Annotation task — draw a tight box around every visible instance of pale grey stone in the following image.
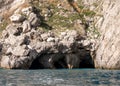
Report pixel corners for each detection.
[21,6,33,16]
[0,56,10,69]
[28,12,40,27]
[47,37,55,42]
[22,20,31,33]
[10,14,25,23]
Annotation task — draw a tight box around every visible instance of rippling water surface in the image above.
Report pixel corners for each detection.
[0,69,120,86]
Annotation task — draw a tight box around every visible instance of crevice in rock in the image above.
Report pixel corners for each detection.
[14,27,23,36]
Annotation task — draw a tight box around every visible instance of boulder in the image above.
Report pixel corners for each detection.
[11,45,29,56]
[21,6,33,16]
[0,56,10,69]
[47,37,55,42]
[5,24,22,36]
[28,12,40,27]
[10,14,25,23]
[9,56,32,69]
[41,32,54,41]
[4,35,17,45]
[9,49,38,69]
[22,20,31,33]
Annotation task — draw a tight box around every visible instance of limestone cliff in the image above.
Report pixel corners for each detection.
[0,0,120,69]
[82,0,120,69]
[0,0,94,69]
[93,0,120,69]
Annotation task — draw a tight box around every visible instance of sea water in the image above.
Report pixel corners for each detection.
[0,69,120,86]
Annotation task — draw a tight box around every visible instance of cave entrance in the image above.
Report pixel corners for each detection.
[29,51,94,69]
[79,52,95,68]
[29,57,44,69]
[29,53,67,69]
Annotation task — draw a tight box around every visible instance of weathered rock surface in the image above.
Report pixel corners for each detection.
[0,5,94,69]
[0,0,100,69]
[81,0,120,69]
[0,0,28,19]
[92,0,120,69]
[10,14,25,23]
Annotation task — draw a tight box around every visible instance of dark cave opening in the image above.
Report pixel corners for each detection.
[29,51,95,69]
[79,54,95,68]
[29,53,67,69]
[29,57,44,69]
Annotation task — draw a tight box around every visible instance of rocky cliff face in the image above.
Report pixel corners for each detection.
[93,0,120,69]
[0,0,120,69]
[0,0,94,69]
[66,0,120,69]
[83,0,120,69]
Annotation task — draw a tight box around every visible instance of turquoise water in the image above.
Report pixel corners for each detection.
[0,69,120,86]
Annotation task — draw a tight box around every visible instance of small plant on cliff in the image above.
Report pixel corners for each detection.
[0,20,8,36]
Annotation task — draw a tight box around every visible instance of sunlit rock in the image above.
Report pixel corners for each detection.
[10,14,25,23]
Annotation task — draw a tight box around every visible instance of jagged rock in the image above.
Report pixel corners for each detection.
[30,41,58,53]
[10,14,25,23]
[29,49,38,60]
[88,0,120,69]
[11,45,29,56]
[29,30,43,41]
[4,35,17,45]
[47,37,55,42]
[60,30,80,41]
[2,49,38,69]
[11,50,38,69]
[0,56,10,69]
[74,19,86,36]
[5,24,23,36]
[21,6,33,16]
[8,49,38,69]
[2,30,9,39]
[0,27,93,69]
[19,35,30,45]
[60,32,67,38]
[9,56,32,69]
[28,12,40,27]
[41,32,54,41]
[22,20,31,33]
[59,40,77,53]
[6,47,12,55]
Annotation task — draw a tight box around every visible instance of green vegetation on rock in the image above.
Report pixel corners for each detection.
[0,20,8,35]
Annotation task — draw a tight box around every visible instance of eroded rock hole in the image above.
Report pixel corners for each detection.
[29,51,94,69]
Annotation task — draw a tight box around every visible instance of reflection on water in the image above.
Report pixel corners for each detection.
[0,69,120,86]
